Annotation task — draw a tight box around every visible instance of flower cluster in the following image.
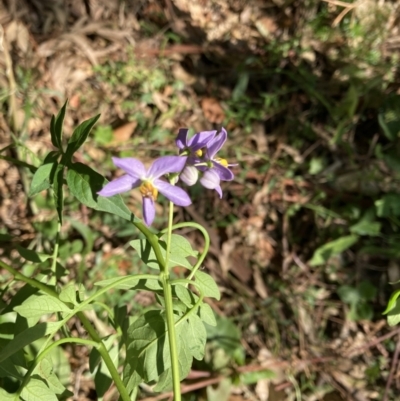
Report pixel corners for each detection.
[98,128,235,225]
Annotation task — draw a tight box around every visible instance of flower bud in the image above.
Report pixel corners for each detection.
[180,165,199,186]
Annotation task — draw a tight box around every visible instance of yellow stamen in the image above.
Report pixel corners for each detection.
[195,149,203,157]
[139,181,158,201]
[215,158,228,167]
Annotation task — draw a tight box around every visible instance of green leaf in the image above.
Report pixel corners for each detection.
[198,303,216,326]
[16,245,51,263]
[126,310,170,382]
[309,235,359,266]
[130,234,195,271]
[186,314,206,360]
[1,284,39,315]
[375,194,400,218]
[350,210,381,237]
[387,297,400,326]
[0,322,59,363]
[0,357,24,379]
[195,271,220,300]
[21,378,58,401]
[0,388,16,400]
[175,285,197,308]
[37,357,68,395]
[50,100,67,150]
[29,163,56,197]
[14,295,70,318]
[337,285,360,305]
[52,163,64,224]
[59,283,78,305]
[383,290,400,314]
[240,369,275,385]
[358,281,376,301]
[66,162,135,221]
[65,114,100,162]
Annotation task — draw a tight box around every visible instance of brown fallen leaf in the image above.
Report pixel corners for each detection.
[110,121,138,145]
[201,97,225,124]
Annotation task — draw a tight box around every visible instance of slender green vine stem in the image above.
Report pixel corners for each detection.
[161,200,181,401]
[161,222,210,279]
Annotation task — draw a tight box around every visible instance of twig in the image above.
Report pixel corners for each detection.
[382,334,400,401]
[348,326,400,357]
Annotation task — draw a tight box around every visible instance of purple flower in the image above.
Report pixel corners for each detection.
[176,128,216,157]
[199,128,235,198]
[97,156,191,226]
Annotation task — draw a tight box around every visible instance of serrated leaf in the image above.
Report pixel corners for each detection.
[186,314,206,360]
[198,303,216,326]
[52,163,64,223]
[50,100,67,150]
[16,245,51,263]
[66,162,135,221]
[14,295,70,318]
[65,114,100,162]
[195,271,220,300]
[29,163,56,197]
[309,235,359,266]
[0,322,59,363]
[21,378,58,401]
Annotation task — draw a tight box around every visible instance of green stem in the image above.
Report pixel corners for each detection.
[133,221,166,269]
[0,260,58,297]
[50,221,61,284]
[17,338,100,396]
[161,201,181,401]
[77,312,132,401]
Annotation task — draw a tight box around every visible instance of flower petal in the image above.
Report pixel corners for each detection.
[97,174,140,197]
[155,180,192,206]
[148,156,187,178]
[188,130,217,151]
[112,157,146,178]
[206,128,227,158]
[176,128,189,150]
[200,169,220,189]
[214,184,223,198]
[213,162,234,181]
[142,197,156,226]
[97,175,140,197]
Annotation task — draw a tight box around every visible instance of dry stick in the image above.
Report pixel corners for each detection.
[348,326,400,358]
[382,334,400,401]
